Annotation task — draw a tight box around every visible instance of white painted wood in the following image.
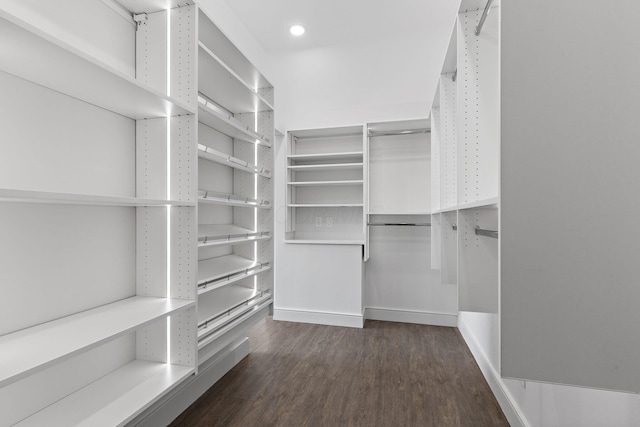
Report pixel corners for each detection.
[198,191,271,209]
[430,108,441,212]
[439,73,457,209]
[197,300,271,350]
[456,196,498,211]
[199,42,273,113]
[287,151,363,162]
[287,163,364,171]
[0,188,193,206]
[198,98,270,145]
[274,308,364,328]
[440,211,458,285]
[198,254,263,284]
[284,239,365,245]
[198,8,273,94]
[365,308,457,327]
[0,297,194,388]
[368,132,431,214]
[198,143,272,177]
[501,0,640,393]
[288,180,364,186]
[288,203,364,208]
[0,10,193,119]
[15,361,194,427]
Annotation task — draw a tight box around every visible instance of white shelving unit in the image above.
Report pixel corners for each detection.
[196,8,274,367]
[0,1,197,425]
[285,126,366,244]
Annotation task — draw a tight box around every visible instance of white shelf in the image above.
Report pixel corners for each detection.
[14,360,193,427]
[0,296,194,388]
[198,42,273,113]
[287,180,364,186]
[0,11,194,119]
[198,224,271,247]
[198,287,272,340]
[284,239,365,245]
[198,96,270,146]
[287,151,363,162]
[198,190,271,209]
[0,188,195,207]
[369,211,431,215]
[198,255,271,295]
[198,144,272,178]
[287,163,363,171]
[288,203,364,208]
[433,197,499,214]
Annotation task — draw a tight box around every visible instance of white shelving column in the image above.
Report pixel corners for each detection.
[0,1,197,425]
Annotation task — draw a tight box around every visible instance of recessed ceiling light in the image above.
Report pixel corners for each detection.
[290,25,305,36]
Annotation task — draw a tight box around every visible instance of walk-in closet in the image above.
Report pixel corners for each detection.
[2,0,640,425]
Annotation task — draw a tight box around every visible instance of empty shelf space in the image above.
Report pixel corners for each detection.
[0,188,195,207]
[284,239,365,245]
[287,180,364,186]
[198,255,271,294]
[198,190,271,209]
[456,197,500,211]
[14,360,193,427]
[198,96,270,146]
[0,296,194,388]
[198,42,273,113]
[198,224,271,247]
[287,163,363,171]
[197,144,272,178]
[0,11,194,119]
[287,151,363,162]
[197,287,272,340]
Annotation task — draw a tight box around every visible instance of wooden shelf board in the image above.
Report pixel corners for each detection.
[198,43,273,113]
[0,11,194,119]
[287,151,363,162]
[0,297,194,388]
[284,239,365,245]
[288,204,364,208]
[0,188,195,207]
[198,254,260,285]
[15,360,193,427]
[287,163,363,171]
[198,98,269,146]
[287,180,363,186]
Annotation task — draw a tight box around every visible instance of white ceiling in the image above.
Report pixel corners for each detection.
[220,0,461,53]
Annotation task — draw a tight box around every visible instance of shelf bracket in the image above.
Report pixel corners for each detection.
[133,13,148,30]
[475,225,498,239]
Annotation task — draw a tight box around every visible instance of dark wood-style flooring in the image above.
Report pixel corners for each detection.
[170,317,509,427]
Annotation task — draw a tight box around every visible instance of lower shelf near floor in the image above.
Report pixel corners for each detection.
[15,360,194,427]
[197,285,272,346]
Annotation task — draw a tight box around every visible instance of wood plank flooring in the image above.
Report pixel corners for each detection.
[170,317,509,427]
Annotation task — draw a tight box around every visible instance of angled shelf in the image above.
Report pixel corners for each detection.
[0,11,194,119]
[456,197,499,211]
[287,163,364,172]
[14,361,193,427]
[198,42,273,113]
[198,224,271,248]
[0,188,195,207]
[0,297,194,388]
[198,190,271,209]
[198,255,271,295]
[197,287,272,341]
[198,96,270,146]
[287,180,364,186]
[287,151,363,162]
[198,144,272,178]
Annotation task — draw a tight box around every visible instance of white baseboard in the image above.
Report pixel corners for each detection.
[274,307,364,328]
[457,317,529,427]
[365,307,458,327]
[132,338,250,426]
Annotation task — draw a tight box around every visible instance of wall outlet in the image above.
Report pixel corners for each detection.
[326,217,333,227]
[315,217,323,227]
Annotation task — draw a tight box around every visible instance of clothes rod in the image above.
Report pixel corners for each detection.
[368,129,431,138]
[368,222,431,227]
[475,0,494,36]
[293,132,362,141]
[475,225,498,239]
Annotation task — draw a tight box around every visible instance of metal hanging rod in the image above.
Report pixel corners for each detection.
[294,132,362,141]
[368,129,430,138]
[475,225,498,239]
[475,0,494,36]
[368,222,431,227]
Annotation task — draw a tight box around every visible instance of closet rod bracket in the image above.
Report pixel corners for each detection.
[475,0,494,36]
